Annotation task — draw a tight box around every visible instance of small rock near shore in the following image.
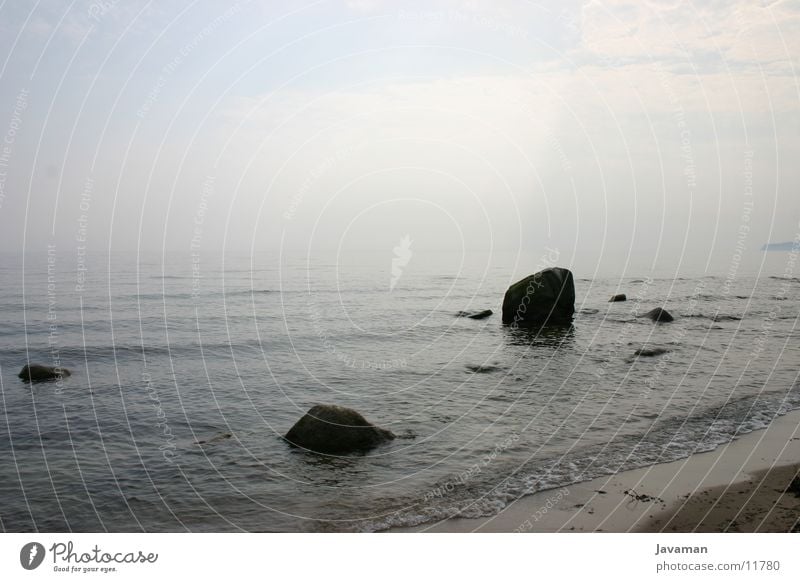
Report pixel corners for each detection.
[609,294,627,302]
[285,404,395,454]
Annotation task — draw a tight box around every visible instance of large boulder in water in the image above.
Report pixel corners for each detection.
[18,364,71,382]
[284,404,395,454]
[501,267,575,326]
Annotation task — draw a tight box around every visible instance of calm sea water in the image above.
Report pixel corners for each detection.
[0,249,798,532]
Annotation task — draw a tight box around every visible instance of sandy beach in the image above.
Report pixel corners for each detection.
[393,409,800,533]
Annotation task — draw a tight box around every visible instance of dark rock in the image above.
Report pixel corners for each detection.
[456,309,494,320]
[501,267,575,326]
[609,294,627,302]
[284,404,395,454]
[634,347,669,357]
[624,489,664,504]
[18,364,71,383]
[642,308,674,323]
[466,364,501,373]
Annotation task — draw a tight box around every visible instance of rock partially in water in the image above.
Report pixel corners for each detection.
[284,404,395,454]
[609,293,627,302]
[501,267,575,327]
[456,309,494,320]
[642,307,674,323]
[634,347,670,357]
[18,364,71,383]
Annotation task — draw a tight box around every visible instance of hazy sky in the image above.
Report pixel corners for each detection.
[0,0,798,273]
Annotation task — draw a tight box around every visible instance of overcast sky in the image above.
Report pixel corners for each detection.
[0,0,797,274]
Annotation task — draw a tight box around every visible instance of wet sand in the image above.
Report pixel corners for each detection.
[392,409,800,533]
[642,462,800,532]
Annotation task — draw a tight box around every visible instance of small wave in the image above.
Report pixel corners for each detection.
[363,386,800,532]
[125,289,277,301]
[133,293,194,301]
[222,289,277,298]
[1,339,274,362]
[434,275,464,281]
[601,316,643,324]
[685,314,742,322]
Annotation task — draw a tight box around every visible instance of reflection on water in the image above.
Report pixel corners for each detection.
[503,322,576,347]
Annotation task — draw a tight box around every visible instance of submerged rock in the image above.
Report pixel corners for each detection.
[284,404,395,454]
[455,309,494,320]
[18,364,71,383]
[642,308,674,323]
[634,347,670,357]
[609,294,627,302]
[466,364,501,373]
[501,267,575,326]
[712,314,741,322]
[196,432,233,446]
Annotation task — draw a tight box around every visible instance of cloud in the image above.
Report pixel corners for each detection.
[578,0,800,71]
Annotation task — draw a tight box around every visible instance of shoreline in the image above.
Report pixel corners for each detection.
[391,408,800,533]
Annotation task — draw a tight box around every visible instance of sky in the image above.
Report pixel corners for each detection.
[0,0,798,275]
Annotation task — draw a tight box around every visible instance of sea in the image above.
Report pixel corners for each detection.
[0,248,798,532]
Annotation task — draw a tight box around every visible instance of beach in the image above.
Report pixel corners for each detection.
[393,408,800,533]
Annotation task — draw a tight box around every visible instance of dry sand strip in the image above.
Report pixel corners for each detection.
[392,409,800,533]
